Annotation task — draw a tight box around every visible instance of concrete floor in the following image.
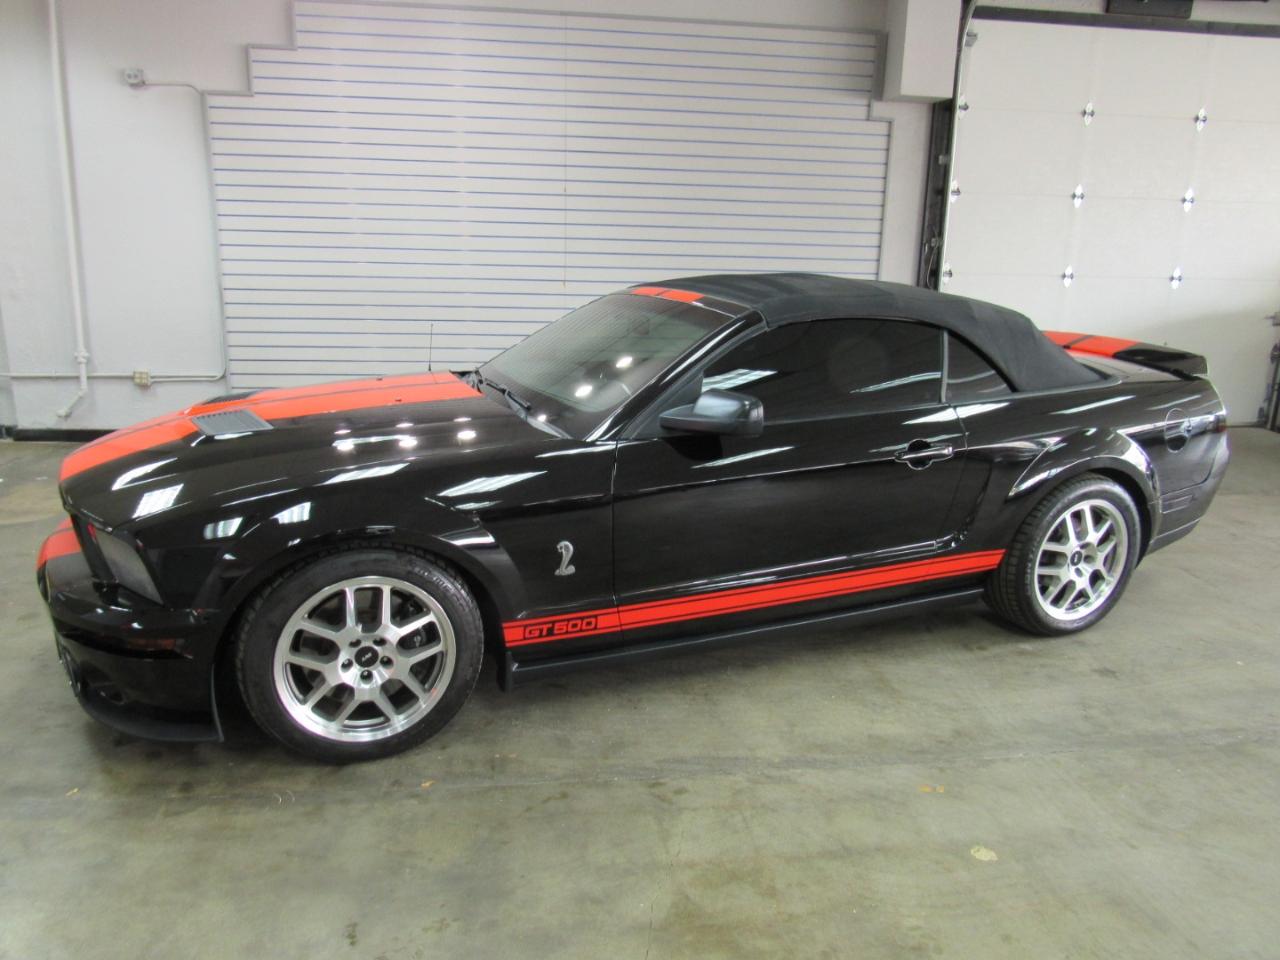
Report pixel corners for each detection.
[0,430,1277,960]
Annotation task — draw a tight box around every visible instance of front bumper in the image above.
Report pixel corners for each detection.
[39,543,224,742]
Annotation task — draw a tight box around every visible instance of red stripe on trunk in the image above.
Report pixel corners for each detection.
[1044,331,1140,357]
[1071,335,1140,357]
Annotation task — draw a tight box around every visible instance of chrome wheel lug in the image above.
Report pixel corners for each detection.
[360,669,372,681]
[342,659,353,670]
[373,637,386,647]
[380,656,392,667]
[349,639,360,648]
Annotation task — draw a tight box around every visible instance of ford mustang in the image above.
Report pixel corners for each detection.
[37,274,1230,761]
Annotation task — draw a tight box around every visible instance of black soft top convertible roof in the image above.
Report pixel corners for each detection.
[649,272,1097,392]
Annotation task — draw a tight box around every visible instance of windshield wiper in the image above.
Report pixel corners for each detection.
[472,371,529,412]
[471,370,568,438]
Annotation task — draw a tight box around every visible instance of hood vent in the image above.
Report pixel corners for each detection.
[192,409,273,437]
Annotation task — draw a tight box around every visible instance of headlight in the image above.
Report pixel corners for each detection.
[92,527,163,603]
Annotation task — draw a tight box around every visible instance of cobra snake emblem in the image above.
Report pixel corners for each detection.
[555,540,576,577]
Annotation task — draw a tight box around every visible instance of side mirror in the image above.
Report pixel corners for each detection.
[659,388,764,437]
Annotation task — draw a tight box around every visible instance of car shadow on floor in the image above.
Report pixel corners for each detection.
[79,602,1039,769]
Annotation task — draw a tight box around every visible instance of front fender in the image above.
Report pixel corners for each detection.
[189,488,527,625]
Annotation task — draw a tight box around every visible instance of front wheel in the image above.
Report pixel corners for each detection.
[236,549,483,762]
[986,474,1141,635]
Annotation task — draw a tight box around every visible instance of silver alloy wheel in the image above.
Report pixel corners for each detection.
[272,575,456,743]
[1033,498,1129,623]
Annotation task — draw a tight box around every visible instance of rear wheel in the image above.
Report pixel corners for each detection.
[236,549,483,762]
[986,474,1140,635]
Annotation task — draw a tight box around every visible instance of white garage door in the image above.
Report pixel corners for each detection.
[206,1,889,389]
[942,15,1280,422]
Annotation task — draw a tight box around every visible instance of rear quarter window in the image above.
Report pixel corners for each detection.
[946,334,1014,403]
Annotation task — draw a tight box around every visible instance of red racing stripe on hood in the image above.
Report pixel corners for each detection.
[60,372,479,481]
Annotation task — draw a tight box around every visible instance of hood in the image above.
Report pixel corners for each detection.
[60,372,554,529]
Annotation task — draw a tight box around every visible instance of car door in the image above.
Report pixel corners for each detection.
[611,317,973,645]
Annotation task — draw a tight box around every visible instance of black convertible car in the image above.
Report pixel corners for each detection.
[38,274,1229,761]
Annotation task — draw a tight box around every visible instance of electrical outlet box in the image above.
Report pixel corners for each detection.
[132,369,152,387]
[122,67,146,88]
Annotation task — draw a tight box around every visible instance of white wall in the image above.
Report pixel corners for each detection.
[0,0,938,430]
[0,0,294,431]
[15,1,1271,431]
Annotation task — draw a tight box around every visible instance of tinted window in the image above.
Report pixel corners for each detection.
[481,293,729,438]
[701,319,943,422]
[946,334,1013,403]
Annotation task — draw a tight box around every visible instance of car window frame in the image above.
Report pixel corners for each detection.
[942,331,1015,405]
[621,315,950,440]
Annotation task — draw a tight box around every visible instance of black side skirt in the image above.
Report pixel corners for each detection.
[502,586,985,688]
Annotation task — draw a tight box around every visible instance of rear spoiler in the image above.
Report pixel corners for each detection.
[1044,331,1208,379]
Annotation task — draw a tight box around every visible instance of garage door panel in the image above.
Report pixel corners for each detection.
[955,110,1085,197]
[947,274,1071,330]
[212,151,882,190]
[228,316,553,334]
[947,18,1280,422]
[1182,201,1280,279]
[1196,121,1280,202]
[1061,277,1175,336]
[210,109,885,151]
[1084,115,1197,199]
[247,77,873,116]
[299,2,876,58]
[1092,30,1211,117]
[294,28,863,81]
[208,107,559,139]
[212,1,887,386]
[215,206,882,235]
[1071,200,1182,278]
[946,196,1073,277]
[962,20,1095,113]
[1207,38,1280,123]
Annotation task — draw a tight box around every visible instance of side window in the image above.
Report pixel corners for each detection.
[701,318,943,422]
[946,334,1013,403]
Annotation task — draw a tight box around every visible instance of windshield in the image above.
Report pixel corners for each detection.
[478,293,733,438]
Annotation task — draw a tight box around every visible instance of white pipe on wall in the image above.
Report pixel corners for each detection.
[6,8,230,413]
[47,0,91,419]
[935,0,979,288]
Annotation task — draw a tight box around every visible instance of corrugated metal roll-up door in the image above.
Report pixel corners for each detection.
[206,1,889,389]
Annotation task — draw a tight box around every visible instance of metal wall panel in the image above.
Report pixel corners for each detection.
[944,19,1280,422]
[207,1,889,388]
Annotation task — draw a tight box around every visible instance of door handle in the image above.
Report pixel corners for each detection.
[894,441,954,468]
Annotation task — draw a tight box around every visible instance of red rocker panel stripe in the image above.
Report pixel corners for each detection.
[59,373,478,481]
[503,550,1005,647]
[37,519,79,569]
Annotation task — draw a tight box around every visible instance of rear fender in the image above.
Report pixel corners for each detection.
[1008,428,1158,551]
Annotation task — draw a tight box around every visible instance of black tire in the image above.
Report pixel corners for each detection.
[985,473,1141,636]
[235,548,483,762]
